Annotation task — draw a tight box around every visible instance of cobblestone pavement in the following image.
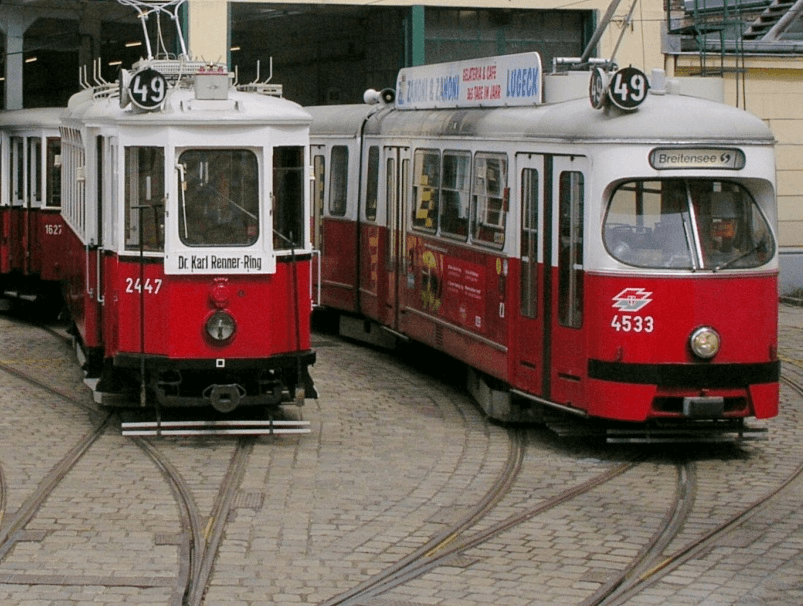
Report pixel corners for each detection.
[0,305,800,605]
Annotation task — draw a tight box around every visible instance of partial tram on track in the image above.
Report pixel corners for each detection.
[0,107,65,312]
[308,53,780,442]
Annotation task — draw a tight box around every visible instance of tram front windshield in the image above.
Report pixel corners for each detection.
[177,149,259,247]
[604,180,774,271]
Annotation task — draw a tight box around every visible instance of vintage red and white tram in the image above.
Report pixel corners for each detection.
[0,108,65,312]
[58,58,316,427]
[309,53,779,441]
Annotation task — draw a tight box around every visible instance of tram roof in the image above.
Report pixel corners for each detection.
[308,92,774,146]
[306,104,376,138]
[63,87,311,128]
[0,107,64,130]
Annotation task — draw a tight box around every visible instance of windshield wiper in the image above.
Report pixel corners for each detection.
[176,163,189,239]
[714,240,768,272]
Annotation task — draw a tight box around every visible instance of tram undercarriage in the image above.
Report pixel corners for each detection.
[469,368,769,444]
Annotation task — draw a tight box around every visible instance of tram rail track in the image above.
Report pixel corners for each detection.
[358,460,638,604]
[0,354,112,564]
[0,418,111,561]
[0,341,255,606]
[324,425,645,606]
[593,372,803,605]
[327,369,803,605]
[321,427,528,606]
[0,316,291,604]
[133,436,253,606]
[583,461,697,605]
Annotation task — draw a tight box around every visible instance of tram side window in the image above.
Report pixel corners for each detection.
[472,153,508,248]
[46,137,61,208]
[273,146,305,249]
[29,138,41,205]
[125,147,165,252]
[365,146,379,221]
[440,151,471,240]
[558,171,584,329]
[329,146,348,217]
[412,149,440,232]
[60,128,85,234]
[312,154,325,249]
[12,137,22,204]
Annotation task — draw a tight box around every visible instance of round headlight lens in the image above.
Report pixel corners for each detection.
[206,311,236,342]
[690,326,720,359]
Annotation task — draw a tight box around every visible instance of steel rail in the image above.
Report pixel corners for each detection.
[185,437,254,606]
[132,437,205,606]
[321,427,528,606]
[0,417,110,561]
[347,459,638,604]
[0,323,113,558]
[600,374,803,605]
[582,461,698,606]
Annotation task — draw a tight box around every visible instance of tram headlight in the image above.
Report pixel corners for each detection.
[206,311,236,342]
[690,326,720,359]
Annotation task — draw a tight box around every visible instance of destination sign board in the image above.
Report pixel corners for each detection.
[396,53,543,110]
[164,250,275,275]
[649,148,746,170]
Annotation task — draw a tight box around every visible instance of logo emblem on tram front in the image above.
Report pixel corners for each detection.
[612,288,653,312]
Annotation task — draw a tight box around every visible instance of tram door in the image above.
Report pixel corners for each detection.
[515,154,587,407]
[9,137,24,272]
[549,155,587,407]
[382,146,410,331]
[514,154,545,393]
[310,146,325,302]
[25,136,42,275]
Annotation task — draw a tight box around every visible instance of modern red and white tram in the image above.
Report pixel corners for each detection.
[0,108,65,312]
[59,59,316,419]
[309,53,779,441]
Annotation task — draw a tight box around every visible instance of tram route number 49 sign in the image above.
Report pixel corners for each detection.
[590,66,649,111]
[129,68,167,110]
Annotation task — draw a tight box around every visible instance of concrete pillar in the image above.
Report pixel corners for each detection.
[187,0,229,65]
[78,6,102,78]
[405,6,426,67]
[0,12,37,110]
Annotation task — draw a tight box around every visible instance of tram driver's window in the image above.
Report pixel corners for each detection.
[412,149,440,232]
[125,146,165,252]
[177,149,259,247]
[273,146,305,249]
[472,153,508,248]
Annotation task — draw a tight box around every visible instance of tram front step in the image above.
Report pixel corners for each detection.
[121,419,311,437]
[545,417,768,444]
[605,422,768,444]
